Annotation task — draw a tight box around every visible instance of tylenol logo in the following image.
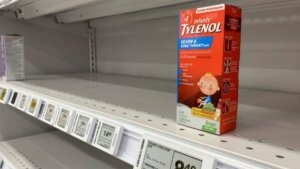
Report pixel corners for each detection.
[181,11,193,24]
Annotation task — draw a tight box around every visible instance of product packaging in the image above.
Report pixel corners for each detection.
[1,34,25,81]
[177,4,241,135]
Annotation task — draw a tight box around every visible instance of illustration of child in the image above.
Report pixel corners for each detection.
[197,73,220,108]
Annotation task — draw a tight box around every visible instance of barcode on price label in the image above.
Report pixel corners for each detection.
[141,141,202,169]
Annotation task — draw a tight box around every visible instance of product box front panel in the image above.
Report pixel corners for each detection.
[177,4,241,135]
[1,35,25,81]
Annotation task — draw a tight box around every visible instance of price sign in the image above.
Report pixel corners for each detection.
[0,87,11,104]
[74,115,89,137]
[71,112,97,142]
[97,123,115,149]
[57,108,71,128]
[44,104,56,122]
[17,94,28,110]
[41,103,58,125]
[54,107,75,133]
[0,88,6,101]
[8,91,18,106]
[26,97,42,117]
[135,137,215,169]
[171,152,202,169]
[141,141,202,169]
[92,121,123,155]
[28,98,37,113]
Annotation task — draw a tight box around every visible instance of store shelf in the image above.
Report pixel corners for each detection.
[0,131,132,169]
[0,73,299,169]
[0,0,19,9]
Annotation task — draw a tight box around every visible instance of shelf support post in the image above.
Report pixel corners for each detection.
[88,27,97,73]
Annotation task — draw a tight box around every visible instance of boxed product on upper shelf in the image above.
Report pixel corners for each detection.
[177,4,242,135]
[0,0,299,169]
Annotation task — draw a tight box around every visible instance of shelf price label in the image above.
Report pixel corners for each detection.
[8,91,19,107]
[41,103,59,125]
[98,123,115,149]
[135,137,215,169]
[26,96,43,117]
[74,115,90,137]
[92,121,123,155]
[17,94,28,111]
[143,141,202,169]
[54,107,76,133]
[0,87,11,104]
[70,112,97,142]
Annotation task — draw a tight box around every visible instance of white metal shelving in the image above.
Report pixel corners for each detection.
[0,73,299,169]
[0,131,132,169]
[0,0,299,169]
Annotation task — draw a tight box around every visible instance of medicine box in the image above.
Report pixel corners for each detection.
[177,4,241,135]
[1,35,25,81]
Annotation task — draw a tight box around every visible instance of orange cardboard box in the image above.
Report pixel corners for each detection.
[177,4,242,135]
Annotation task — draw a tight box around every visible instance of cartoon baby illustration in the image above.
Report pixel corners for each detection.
[197,73,220,107]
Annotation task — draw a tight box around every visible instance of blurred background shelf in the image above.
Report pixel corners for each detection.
[0,0,299,168]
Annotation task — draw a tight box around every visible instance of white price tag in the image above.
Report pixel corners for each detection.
[142,141,202,169]
[17,93,28,111]
[8,91,19,107]
[171,152,202,169]
[92,121,123,155]
[54,107,76,133]
[98,123,115,149]
[0,87,11,104]
[25,96,42,117]
[70,112,97,142]
[135,137,215,169]
[41,102,58,125]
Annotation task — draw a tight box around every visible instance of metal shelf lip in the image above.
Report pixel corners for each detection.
[0,73,299,169]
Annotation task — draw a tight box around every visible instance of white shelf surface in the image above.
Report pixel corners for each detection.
[1,73,299,169]
[0,131,132,169]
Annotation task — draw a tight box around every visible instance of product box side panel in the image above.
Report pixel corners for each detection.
[220,5,242,134]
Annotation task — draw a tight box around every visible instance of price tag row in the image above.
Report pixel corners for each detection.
[0,86,123,155]
[135,136,216,169]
